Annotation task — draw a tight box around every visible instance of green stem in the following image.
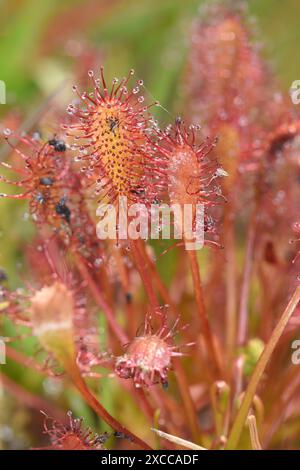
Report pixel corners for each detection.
[226,284,300,449]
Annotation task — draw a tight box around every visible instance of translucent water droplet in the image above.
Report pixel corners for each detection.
[88,70,94,77]
[293,222,300,232]
[274,92,283,104]
[67,104,75,115]
[43,377,63,397]
[239,116,248,127]
[94,258,103,268]
[234,96,243,107]
[3,128,11,137]
[215,168,229,177]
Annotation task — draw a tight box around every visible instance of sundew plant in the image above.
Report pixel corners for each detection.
[0,0,300,451]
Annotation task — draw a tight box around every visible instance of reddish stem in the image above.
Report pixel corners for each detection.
[74,252,128,345]
[138,240,174,307]
[173,357,201,442]
[130,239,201,441]
[237,209,257,346]
[130,240,158,311]
[5,345,50,376]
[0,372,66,422]
[67,360,152,450]
[223,211,238,364]
[186,248,222,378]
[111,242,136,337]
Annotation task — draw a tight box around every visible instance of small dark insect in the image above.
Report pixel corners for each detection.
[96,432,110,445]
[113,431,124,439]
[162,380,169,390]
[35,192,45,204]
[0,268,7,283]
[125,292,133,304]
[107,117,119,136]
[130,188,145,196]
[55,198,71,223]
[48,139,66,152]
[113,431,133,442]
[39,177,54,186]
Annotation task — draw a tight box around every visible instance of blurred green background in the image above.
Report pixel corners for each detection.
[1,0,300,285]
[0,0,300,448]
[1,0,300,117]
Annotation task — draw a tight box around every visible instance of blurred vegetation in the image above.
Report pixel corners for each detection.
[0,0,299,282]
[0,0,300,448]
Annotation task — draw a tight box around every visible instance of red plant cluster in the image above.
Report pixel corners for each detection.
[66,68,163,206]
[0,1,300,451]
[40,411,108,450]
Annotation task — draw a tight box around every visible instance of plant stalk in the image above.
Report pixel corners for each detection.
[130,239,202,441]
[226,284,300,449]
[67,360,152,450]
[186,248,222,378]
[74,252,128,345]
